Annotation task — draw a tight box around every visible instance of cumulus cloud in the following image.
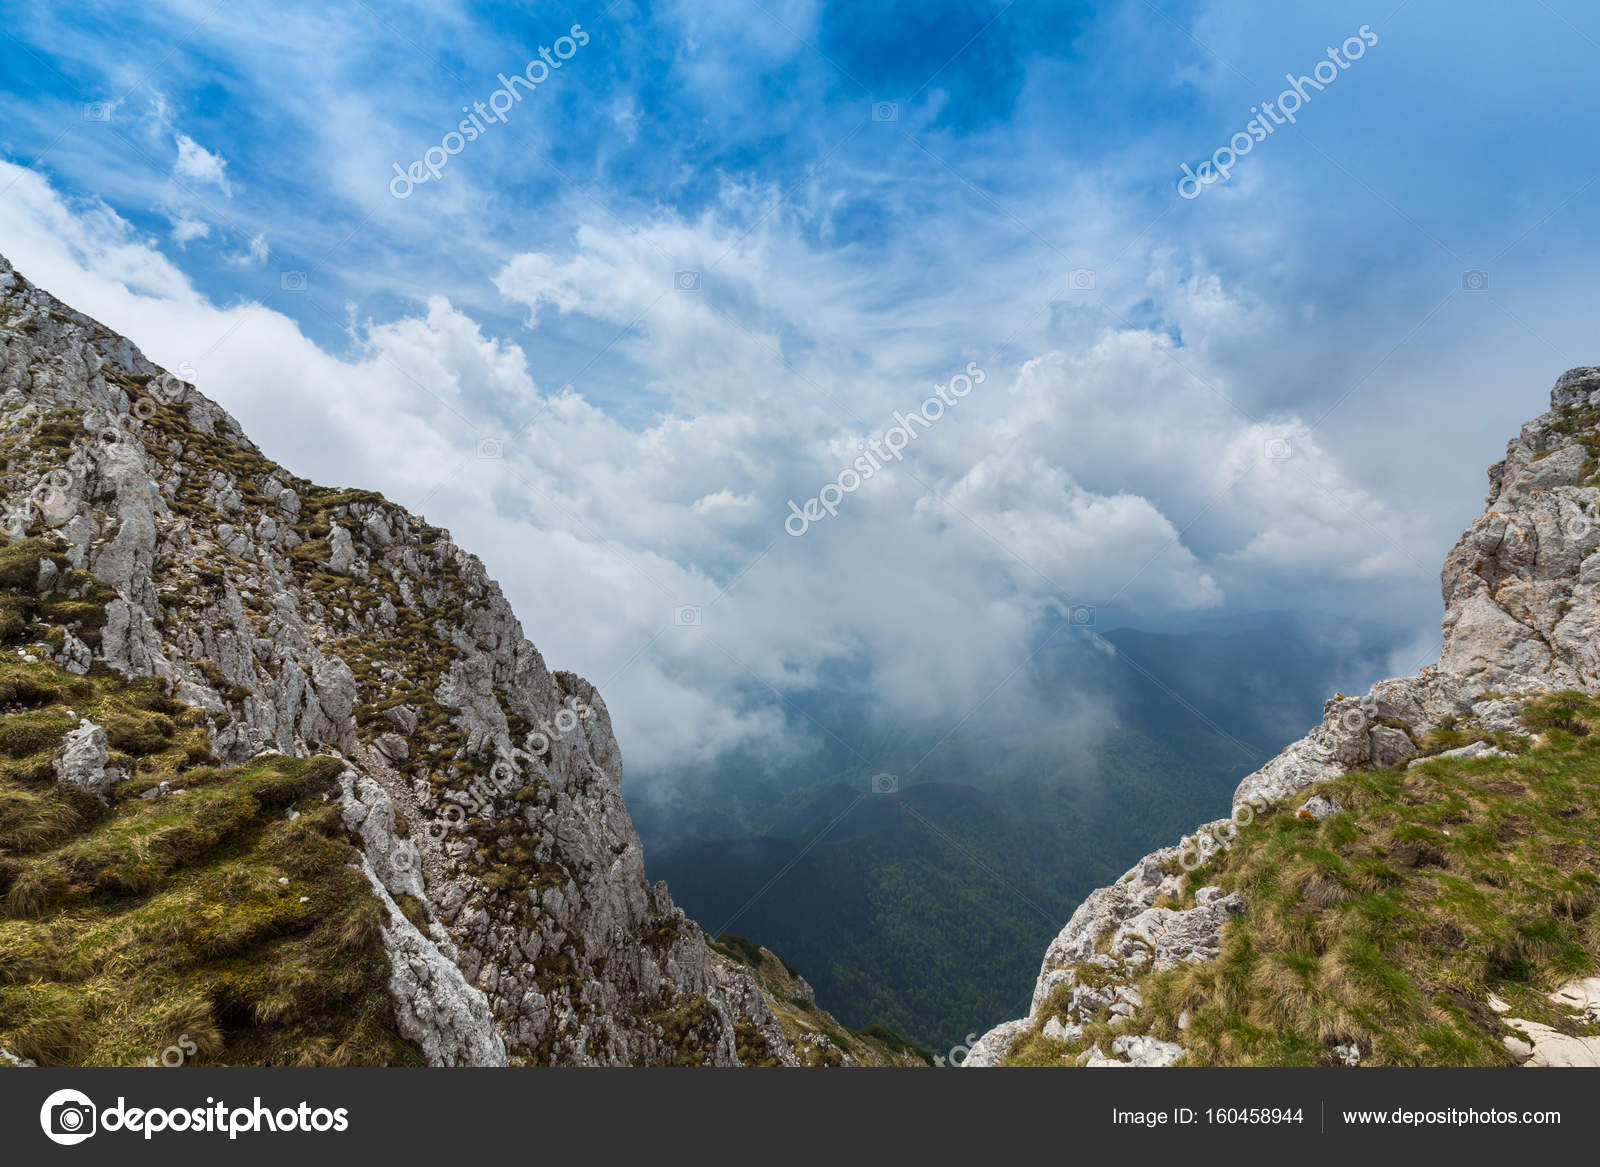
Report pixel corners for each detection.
[0,160,1423,776]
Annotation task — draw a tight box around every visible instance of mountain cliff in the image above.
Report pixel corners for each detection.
[0,255,920,1067]
[966,369,1600,1067]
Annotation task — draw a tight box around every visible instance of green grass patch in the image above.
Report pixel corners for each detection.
[1005,690,1600,1066]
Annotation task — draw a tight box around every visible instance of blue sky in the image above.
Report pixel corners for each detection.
[2,0,1598,774]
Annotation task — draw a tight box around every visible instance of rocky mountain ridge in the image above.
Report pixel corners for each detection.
[967,367,1600,1067]
[0,255,917,1066]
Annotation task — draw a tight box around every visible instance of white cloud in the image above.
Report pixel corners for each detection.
[173,133,232,197]
[168,214,210,247]
[225,232,269,267]
[0,160,1426,775]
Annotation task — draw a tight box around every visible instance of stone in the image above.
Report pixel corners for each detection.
[1041,1016,1080,1043]
[962,1019,1030,1068]
[53,720,117,796]
[385,703,420,734]
[355,851,508,1067]
[1370,725,1417,767]
[374,732,410,762]
[1549,976,1600,1021]
[54,629,93,675]
[1297,795,1340,820]
[1408,740,1509,767]
[1502,1034,1533,1061]
[1110,1035,1183,1066]
[1502,1018,1600,1067]
[327,523,356,574]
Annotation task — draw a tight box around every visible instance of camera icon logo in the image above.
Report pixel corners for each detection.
[1068,603,1096,627]
[476,436,504,460]
[83,101,112,123]
[1462,269,1489,291]
[280,270,308,292]
[674,270,701,291]
[870,772,898,794]
[1068,268,1096,291]
[871,102,899,122]
[40,1088,97,1145]
[674,604,701,627]
[1263,437,1292,461]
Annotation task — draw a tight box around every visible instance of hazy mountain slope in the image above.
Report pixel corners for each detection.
[968,367,1600,1067]
[0,255,918,1067]
[645,615,1399,1049]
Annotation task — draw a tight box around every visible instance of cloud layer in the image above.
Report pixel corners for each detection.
[3,0,1598,777]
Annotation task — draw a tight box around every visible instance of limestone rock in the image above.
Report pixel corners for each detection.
[1107,888,1243,971]
[1297,795,1340,820]
[1110,1034,1183,1066]
[0,253,813,1068]
[327,523,356,574]
[356,853,508,1067]
[53,720,117,795]
[962,1019,1031,1068]
[374,732,410,762]
[1041,1016,1081,1044]
[1407,740,1508,767]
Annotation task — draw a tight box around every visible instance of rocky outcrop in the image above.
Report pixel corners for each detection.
[0,254,827,1065]
[1497,978,1600,1067]
[969,367,1600,1066]
[52,719,116,795]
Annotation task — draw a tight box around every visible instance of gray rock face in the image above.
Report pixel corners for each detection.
[0,253,796,1066]
[341,763,507,1067]
[1408,740,1507,767]
[1108,887,1244,971]
[53,720,117,795]
[962,1019,1031,1068]
[1098,1035,1183,1067]
[1438,370,1600,691]
[355,850,509,1068]
[373,731,410,762]
[969,366,1600,1067]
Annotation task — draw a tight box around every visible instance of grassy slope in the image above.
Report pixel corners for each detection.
[1006,691,1600,1066]
[707,934,932,1066]
[0,535,421,1066]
